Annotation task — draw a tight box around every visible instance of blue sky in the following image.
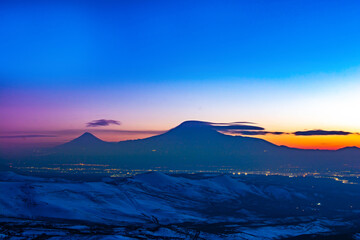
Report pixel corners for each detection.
[1,0,360,86]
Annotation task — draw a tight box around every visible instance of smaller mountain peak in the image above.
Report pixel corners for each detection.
[54,131,107,149]
[80,132,96,138]
[70,132,104,144]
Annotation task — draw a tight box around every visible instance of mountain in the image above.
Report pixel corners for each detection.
[66,132,105,145]
[54,132,114,154]
[40,121,360,170]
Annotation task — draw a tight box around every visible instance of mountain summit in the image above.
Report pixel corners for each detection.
[158,120,222,140]
[68,132,104,145]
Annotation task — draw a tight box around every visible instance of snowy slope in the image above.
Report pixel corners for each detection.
[0,171,308,224]
[1,171,359,239]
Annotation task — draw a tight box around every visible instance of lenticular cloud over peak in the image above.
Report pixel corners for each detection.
[86,119,121,127]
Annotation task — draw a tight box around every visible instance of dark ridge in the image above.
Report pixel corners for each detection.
[336,146,360,151]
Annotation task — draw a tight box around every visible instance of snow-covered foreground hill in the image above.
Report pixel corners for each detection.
[1,171,360,239]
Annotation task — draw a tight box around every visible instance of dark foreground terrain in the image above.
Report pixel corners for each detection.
[1,171,360,239]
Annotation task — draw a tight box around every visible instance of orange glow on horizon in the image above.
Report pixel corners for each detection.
[221,131,360,150]
[259,134,360,150]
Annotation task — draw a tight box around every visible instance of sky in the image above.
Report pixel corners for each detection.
[1,0,360,150]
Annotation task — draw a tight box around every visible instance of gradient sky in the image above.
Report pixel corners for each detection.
[1,0,360,150]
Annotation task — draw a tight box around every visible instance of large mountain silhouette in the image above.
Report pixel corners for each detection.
[47,121,360,170]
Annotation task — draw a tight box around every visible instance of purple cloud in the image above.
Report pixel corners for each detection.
[232,131,286,136]
[209,122,264,131]
[0,134,57,138]
[293,130,354,136]
[86,119,121,127]
[231,121,257,125]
